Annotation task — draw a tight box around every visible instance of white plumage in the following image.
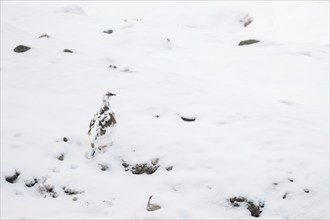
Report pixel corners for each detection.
[87,92,117,158]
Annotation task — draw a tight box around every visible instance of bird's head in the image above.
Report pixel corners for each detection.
[102,92,116,107]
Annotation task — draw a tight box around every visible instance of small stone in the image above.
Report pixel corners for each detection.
[38,34,50,38]
[288,178,294,182]
[238,39,260,46]
[14,45,31,53]
[99,163,109,171]
[72,197,78,201]
[63,187,83,195]
[155,115,160,118]
[166,166,173,171]
[63,49,73,53]
[57,154,64,161]
[181,116,196,122]
[304,189,310,193]
[229,197,246,203]
[25,179,38,187]
[63,137,68,142]
[151,158,159,166]
[109,65,117,69]
[103,29,113,34]
[5,171,20,183]
[122,161,129,168]
[282,193,288,199]
[229,196,264,218]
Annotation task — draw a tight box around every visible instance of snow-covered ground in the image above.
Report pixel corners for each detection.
[1,1,329,219]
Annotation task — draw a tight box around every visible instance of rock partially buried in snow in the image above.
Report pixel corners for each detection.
[62,186,84,195]
[57,153,64,161]
[13,45,31,53]
[109,65,117,70]
[25,178,38,187]
[38,182,58,198]
[181,116,196,122]
[132,163,159,175]
[98,163,109,171]
[238,39,260,46]
[63,49,73,53]
[122,160,160,175]
[103,29,113,34]
[38,34,50,38]
[229,196,264,218]
[5,170,20,183]
[165,166,173,171]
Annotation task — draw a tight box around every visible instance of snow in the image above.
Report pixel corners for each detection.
[1,1,329,219]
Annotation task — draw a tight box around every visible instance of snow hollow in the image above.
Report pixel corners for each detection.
[1,1,329,219]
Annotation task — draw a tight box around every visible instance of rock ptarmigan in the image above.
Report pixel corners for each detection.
[87,92,117,158]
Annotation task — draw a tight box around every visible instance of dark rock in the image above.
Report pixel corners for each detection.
[103,29,113,34]
[131,163,148,175]
[122,161,129,168]
[99,163,109,171]
[229,196,264,218]
[165,166,173,171]
[38,184,58,198]
[63,49,73,53]
[5,171,20,183]
[288,178,294,182]
[57,153,64,161]
[181,116,196,122]
[25,178,38,187]
[238,39,260,46]
[109,65,117,69]
[38,34,50,38]
[229,196,247,203]
[155,115,160,118]
[247,201,262,218]
[123,162,159,175]
[304,189,310,193]
[63,137,68,142]
[282,193,288,199]
[63,187,83,195]
[14,45,31,53]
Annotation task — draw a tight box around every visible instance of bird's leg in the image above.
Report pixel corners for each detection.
[90,143,96,158]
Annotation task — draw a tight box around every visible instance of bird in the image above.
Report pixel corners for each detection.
[87,92,117,158]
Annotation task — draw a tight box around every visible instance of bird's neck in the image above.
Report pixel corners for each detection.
[102,98,111,107]
[101,105,110,112]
